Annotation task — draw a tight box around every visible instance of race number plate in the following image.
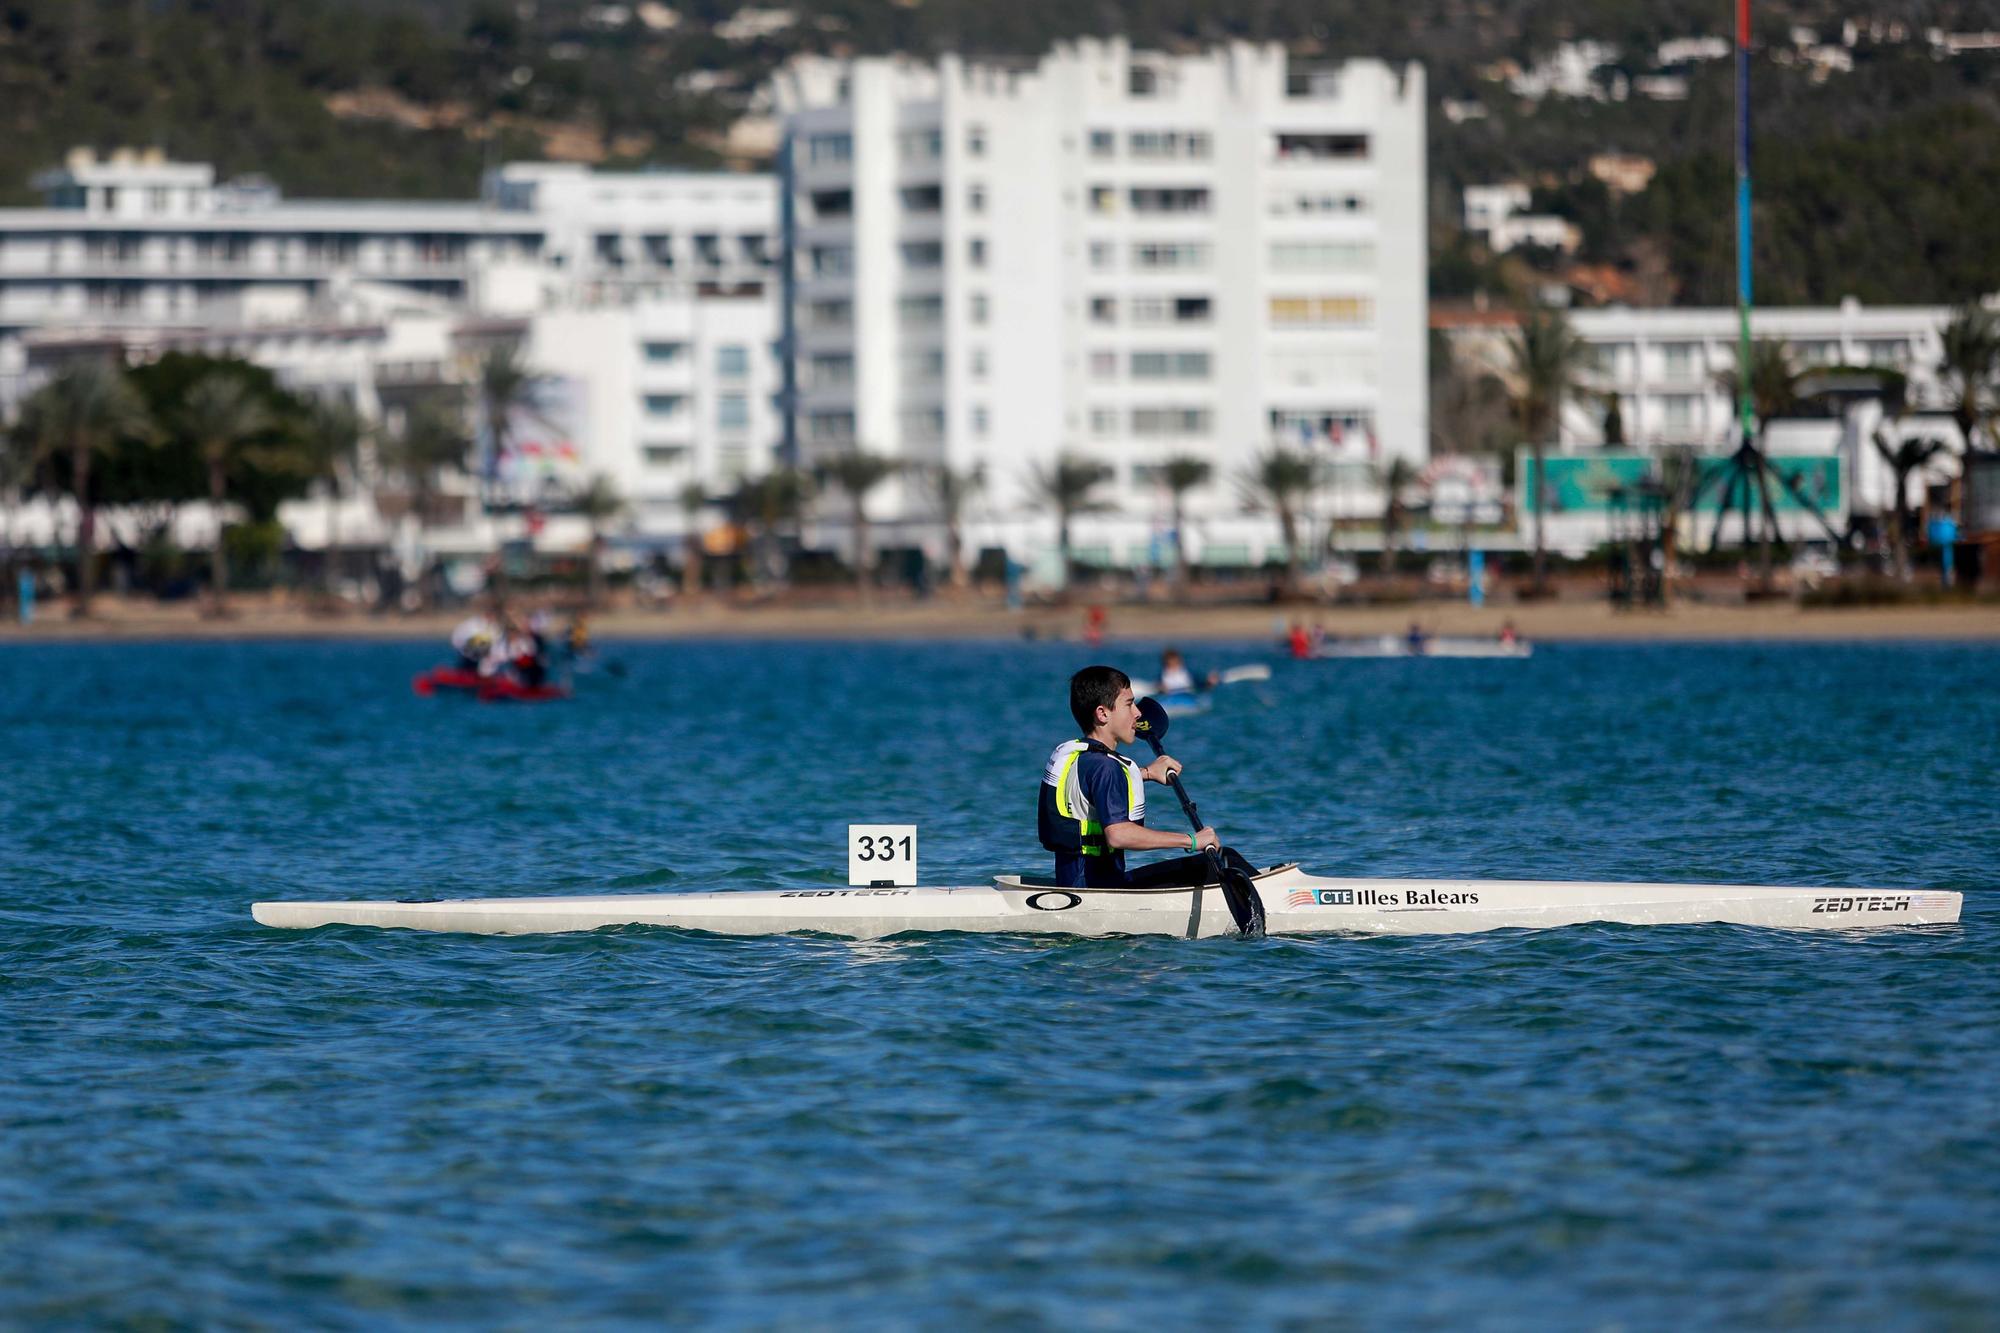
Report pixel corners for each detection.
[848,824,917,886]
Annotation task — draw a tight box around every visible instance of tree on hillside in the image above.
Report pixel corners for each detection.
[816,448,900,601]
[1159,455,1211,600]
[12,359,155,617]
[177,373,280,615]
[1028,456,1112,589]
[1506,309,1589,593]
[1238,447,1318,594]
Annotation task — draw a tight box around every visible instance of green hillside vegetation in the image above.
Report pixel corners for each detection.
[3,0,2000,303]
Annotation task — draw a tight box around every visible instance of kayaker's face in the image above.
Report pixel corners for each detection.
[1098,687,1139,746]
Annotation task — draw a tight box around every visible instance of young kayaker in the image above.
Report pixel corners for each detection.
[1039,664,1259,890]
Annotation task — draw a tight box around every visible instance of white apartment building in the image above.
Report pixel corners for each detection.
[774,39,1428,573]
[0,150,785,554]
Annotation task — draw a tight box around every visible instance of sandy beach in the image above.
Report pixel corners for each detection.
[4,591,1996,644]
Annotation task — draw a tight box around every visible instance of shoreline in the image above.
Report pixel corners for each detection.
[2,595,1996,645]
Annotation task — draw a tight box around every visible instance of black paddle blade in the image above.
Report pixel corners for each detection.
[1135,695,1170,748]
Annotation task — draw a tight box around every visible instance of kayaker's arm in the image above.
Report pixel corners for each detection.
[1139,754,1183,784]
[1105,819,1219,853]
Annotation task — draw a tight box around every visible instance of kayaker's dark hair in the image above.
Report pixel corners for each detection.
[1069,665,1131,731]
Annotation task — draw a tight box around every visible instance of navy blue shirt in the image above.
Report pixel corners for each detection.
[1053,750,1144,888]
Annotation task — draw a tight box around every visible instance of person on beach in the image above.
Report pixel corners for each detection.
[1039,665,1259,890]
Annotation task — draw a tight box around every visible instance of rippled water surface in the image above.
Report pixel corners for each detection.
[3,638,1997,1326]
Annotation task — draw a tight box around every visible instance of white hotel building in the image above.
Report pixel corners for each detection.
[0,149,783,552]
[774,40,1428,570]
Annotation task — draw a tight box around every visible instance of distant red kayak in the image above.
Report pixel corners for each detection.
[413,667,568,702]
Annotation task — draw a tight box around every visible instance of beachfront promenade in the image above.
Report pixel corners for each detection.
[6,591,1996,644]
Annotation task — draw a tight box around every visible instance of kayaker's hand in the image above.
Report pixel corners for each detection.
[1143,755,1183,784]
[1195,826,1220,853]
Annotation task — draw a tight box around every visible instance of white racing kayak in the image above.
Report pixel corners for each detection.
[252,863,1962,939]
[1313,635,1531,659]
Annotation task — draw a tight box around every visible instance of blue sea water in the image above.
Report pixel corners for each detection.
[1,638,1996,1327]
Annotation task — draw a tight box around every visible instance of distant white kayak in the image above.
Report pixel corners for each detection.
[252,864,1961,939]
[1313,636,1531,659]
[1127,663,1272,695]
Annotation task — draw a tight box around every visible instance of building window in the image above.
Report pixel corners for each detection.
[643,394,685,415]
[972,405,989,435]
[967,124,986,157]
[898,294,944,327]
[970,293,989,324]
[1269,240,1375,272]
[1130,350,1210,380]
[1090,407,1119,437]
[717,345,750,378]
[1090,350,1119,381]
[1089,184,1117,214]
[810,188,852,219]
[1129,187,1209,214]
[717,393,750,430]
[1089,241,1117,270]
[808,410,855,442]
[900,240,944,270]
[1662,395,1697,430]
[643,445,688,467]
[808,298,852,329]
[1267,295,1373,328]
[1131,407,1211,436]
[1088,129,1116,158]
[809,354,854,388]
[1089,296,1118,325]
[807,133,853,165]
[900,349,946,382]
[899,184,942,214]
[1132,242,1209,270]
[968,237,986,267]
[1274,132,1369,160]
[810,245,852,277]
[897,127,943,161]
[971,348,988,378]
[968,184,986,214]
[1662,343,1699,379]
[643,341,685,362]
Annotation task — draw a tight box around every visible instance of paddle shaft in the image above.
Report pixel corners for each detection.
[1141,740,1267,936]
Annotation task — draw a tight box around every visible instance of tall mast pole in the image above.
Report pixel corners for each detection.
[1734,0,1755,445]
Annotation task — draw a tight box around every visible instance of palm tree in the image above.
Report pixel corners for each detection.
[378,397,470,606]
[677,481,708,596]
[1239,447,1318,593]
[12,359,155,617]
[1506,309,1589,594]
[1159,455,1211,599]
[730,467,812,587]
[1028,456,1113,588]
[475,344,534,502]
[297,396,365,604]
[1714,341,1806,582]
[1937,304,2000,458]
[177,373,278,616]
[1651,445,1703,600]
[923,461,984,593]
[817,448,900,600]
[1380,456,1416,575]
[571,473,625,607]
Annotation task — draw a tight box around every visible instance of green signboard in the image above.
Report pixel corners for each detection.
[1515,451,1843,517]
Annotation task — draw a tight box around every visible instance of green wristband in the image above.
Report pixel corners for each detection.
[1189,833,1198,853]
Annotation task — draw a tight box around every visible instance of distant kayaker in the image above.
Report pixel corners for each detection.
[450,612,497,673]
[1039,665,1259,890]
[1157,648,1217,696]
